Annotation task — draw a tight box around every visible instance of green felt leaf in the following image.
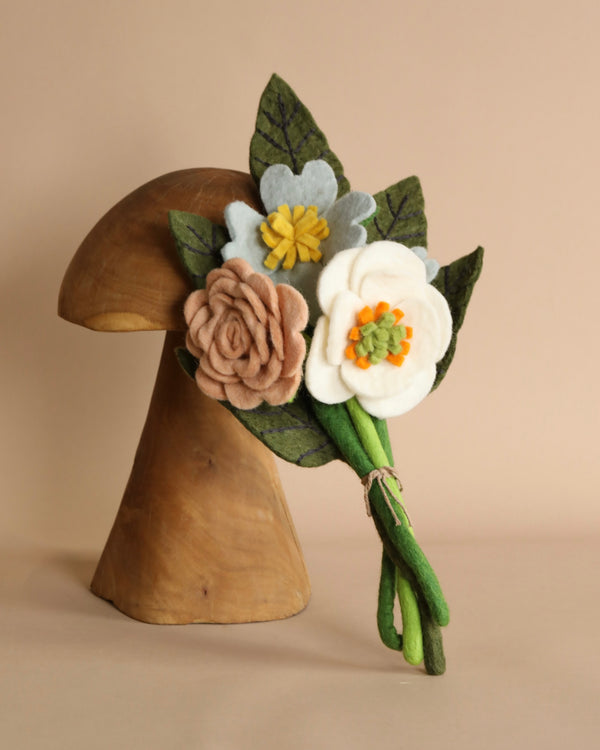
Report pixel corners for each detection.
[250,74,350,199]
[365,176,427,248]
[175,347,199,380]
[168,210,229,289]
[431,246,484,390]
[223,388,341,468]
[175,346,340,467]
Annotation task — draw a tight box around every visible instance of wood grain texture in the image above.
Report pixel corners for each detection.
[58,168,261,331]
[59,168,311,623]
[91,331,311,623]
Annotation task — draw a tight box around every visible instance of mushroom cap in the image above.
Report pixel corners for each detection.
[58,168,261,332]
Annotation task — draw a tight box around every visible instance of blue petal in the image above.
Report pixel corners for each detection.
[259,160,339,214]
[411,246,440,283]
[222,201,271,271]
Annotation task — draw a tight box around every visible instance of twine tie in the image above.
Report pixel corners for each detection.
[361,466,411,527]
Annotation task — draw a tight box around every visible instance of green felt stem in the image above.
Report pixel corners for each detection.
[311,400,450,628]
[370,510,445,674]
[418,596,446,676]
[346,397,411,528]
[346,398,423,665]
[396,570,424,665]
[377,549,402,651]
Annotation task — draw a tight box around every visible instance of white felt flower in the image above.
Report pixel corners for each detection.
[221,160,376,321]
[305,241,452,418]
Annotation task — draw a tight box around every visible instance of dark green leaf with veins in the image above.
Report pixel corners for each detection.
[176,351,341,469]
[431,246,484,390]
[169,210,229,289]
[250,74,350,199]
[366,176,427,248]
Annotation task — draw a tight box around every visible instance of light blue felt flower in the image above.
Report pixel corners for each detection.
[411,246,440,283]
[222,160,376,321]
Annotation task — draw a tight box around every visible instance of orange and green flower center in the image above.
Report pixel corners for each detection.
[260,204,330,270]
[345,302,412,370]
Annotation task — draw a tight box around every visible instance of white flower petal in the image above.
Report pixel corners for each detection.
[356,364,437,418]
[327,290,364,365]
[305,317,354,404]
[222,202,270,271]
[391,296,444,364]
[316,247,362,316]
[298,161,339,212]
[359,272,425,311]
[423,283,453,360]
[349,241,426,295]
[340,353,419,399]
[260,164,303,213]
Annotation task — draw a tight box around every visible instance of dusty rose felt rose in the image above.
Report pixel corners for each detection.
[184,258,309,409]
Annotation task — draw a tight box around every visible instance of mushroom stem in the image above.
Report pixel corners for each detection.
[91,330,311,624]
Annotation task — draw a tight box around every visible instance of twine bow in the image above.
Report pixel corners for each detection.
[361,466,411,527]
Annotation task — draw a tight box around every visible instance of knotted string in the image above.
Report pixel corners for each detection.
[361,466,411,527]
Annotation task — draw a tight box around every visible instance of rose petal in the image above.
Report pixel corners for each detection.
[186,302,211,345]
[224,381,264,410]
[184,289,208,327]
[246,273,280,320]
[210,292,238,317]
[198,352,239,384]
[237,282,268,325]
[262,371,302,406]
[222,257,254,282]
[277,284,309,333]
[205,264,240,295]
[185,331,202,360]
[277,284,308,377]
[215,314,251,358]
[268,314,284,360]
[196,314,221,352]
[280,332,305,379]
[233,345,261,378]
[207,341,236,376]
[233,298,270,362]
[207,276,240,299]
[194,366,227,401]
[244,353,283,391]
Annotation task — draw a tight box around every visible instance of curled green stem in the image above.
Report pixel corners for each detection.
[377,548,402,651]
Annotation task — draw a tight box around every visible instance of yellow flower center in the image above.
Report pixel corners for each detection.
[345,302,413,369]
[260,204,330,270]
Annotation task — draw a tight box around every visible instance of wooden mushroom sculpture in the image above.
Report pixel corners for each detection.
[58,168,311,624]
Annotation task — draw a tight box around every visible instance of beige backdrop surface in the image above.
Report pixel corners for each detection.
[2,0,597,549]
[1,2,599,747]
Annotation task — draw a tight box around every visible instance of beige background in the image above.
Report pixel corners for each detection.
[1,1,599,748]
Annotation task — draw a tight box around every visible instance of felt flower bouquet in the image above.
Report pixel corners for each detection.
[170,74,483,675]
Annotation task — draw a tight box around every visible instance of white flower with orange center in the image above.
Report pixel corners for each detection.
[305,241,453,418]
[221,160,375,322]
